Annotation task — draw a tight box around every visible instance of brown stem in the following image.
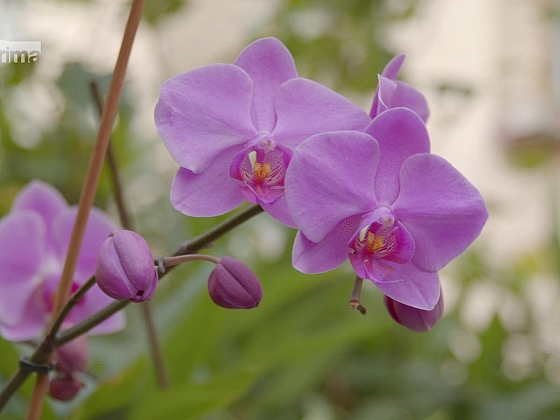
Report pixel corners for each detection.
[90,82,170,389]
[26,0,146,418]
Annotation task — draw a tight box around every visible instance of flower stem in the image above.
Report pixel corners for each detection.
[174,204,264,256]
[161,254,222,268]
[350,276,367,315]
[25,1,145,418]
[90,81,170,390]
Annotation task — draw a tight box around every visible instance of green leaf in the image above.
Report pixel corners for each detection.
[129,369,257,420]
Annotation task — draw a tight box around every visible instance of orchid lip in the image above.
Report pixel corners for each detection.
[230,141,292,205]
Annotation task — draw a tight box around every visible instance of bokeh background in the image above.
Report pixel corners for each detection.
[1,0,560,419]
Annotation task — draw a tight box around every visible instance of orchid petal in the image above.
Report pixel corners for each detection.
[382,54,406,79]
[365,108,430,205]
[53,208,117,278]
[69,283,126,335]
[373,262,441,310]
[392,153,488,272]
[391,81,430,122]
[0,212,45,327]
[0,295,46,341]
[272,78,370,148]
[292,215,361,273]
[234,37,297,133]
[369,54,405,118]
[11,180,68,256]
[285,131,379,243]
[155,64,258,173]
[171,148,245,217]
[260,194,297,228]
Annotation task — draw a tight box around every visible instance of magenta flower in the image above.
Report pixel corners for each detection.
[0,180,125,341]
[285,108,488,310]
[370,54,429,122]
[155,37,370,226]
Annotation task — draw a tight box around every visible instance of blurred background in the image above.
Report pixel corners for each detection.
[1,0,560,419]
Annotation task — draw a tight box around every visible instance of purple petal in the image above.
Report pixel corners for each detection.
[171,148,245,217]
[292,216,361,273]
[374,262,441,310]
[53,208,117,278]
[11,180,68,256]
[382,54,406,79]
[68,282,126,335]
[375,75,398,116]
[260,194,297,228]
[272,78,370,148]
[384,289,443,332]
[234,37,297,133]
[0,212,46,327]
[392,153,489,272]
[285,131,379,243]
[369,54,405,118]
[155,64,258,173]
[391,81,430,122]
[0,294,46,341]
[365,108,430,205]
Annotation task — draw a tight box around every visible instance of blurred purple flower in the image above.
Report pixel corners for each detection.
[95,230,158,302]
[49,375,83,401]
[155,37,369,227]
[384,290,444,332]
[370,54,429,122]
[285,108,488,310]
[0,180,125,342]
[54,333,89,376]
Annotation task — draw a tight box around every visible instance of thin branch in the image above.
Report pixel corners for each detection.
[26,1,145,418]
[90,81,170,389]
[175,204,264,256]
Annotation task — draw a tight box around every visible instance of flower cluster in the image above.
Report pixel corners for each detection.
[156,37,489,331]
[0,181,125,342]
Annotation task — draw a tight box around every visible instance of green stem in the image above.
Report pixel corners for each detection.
[174,204,264,256]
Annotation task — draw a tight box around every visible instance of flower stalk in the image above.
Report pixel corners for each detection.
[90,81,170,389]
[25,0,146,418]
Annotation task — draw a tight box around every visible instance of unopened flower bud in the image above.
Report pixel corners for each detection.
[208,256,263,309]
[54,335,88,376]
[95,230,158,302]
[384,290,444,332]
[49,375,83,401]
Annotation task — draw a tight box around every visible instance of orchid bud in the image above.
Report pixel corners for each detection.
[384,290,444,332]
[95,230,158,302]
[54,335,88,376]
[49,375,83,401]
[208,256,263,309]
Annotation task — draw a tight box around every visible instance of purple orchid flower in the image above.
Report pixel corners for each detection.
[285,108,488,310]
[0,180,125,341]
[370,54,429,122]
[155,37,370,226]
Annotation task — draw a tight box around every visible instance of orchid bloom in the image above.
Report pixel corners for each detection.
[370,54,429,122]
[155,37,369,226]
[0,180,125,341]
[285,108,488,310]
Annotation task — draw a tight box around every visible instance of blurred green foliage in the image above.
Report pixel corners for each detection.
[1,0,560,419]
